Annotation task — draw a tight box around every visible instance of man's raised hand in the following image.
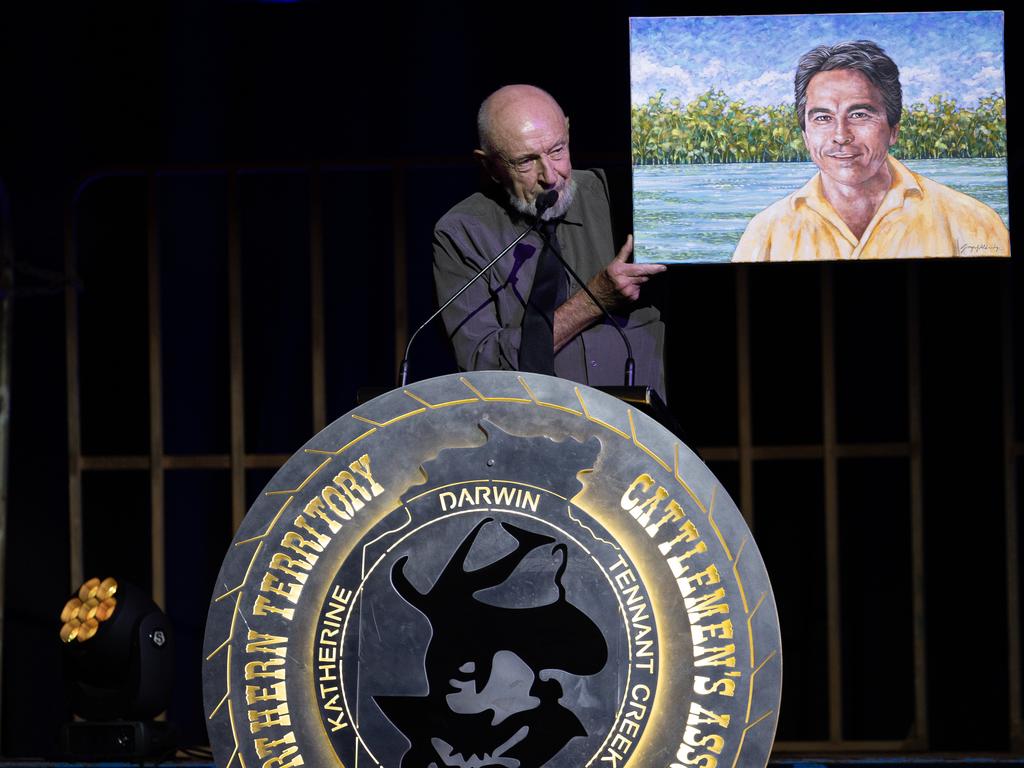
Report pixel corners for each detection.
[600,235,666,303]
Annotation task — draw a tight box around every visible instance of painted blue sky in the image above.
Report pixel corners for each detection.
[630,12,1005,109]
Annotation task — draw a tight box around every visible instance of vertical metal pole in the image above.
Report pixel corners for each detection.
[310,169,326,431]
[821,266,843,742]
[65,199,84,590]
[147,174,166,607]
[1003,265,1022,750]
[736,267,754,528]
[0,185,14,752]
[907,264,929,747]
[392,165,408,378]
[228,171,246,531]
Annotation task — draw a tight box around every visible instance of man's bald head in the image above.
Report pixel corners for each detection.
[477,84,567,155]
[474,85,574,218]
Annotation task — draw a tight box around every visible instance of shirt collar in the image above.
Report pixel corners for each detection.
[561,183,584,227]
[791,155,923,211]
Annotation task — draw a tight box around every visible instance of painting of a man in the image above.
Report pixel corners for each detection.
[732,40,1010,261]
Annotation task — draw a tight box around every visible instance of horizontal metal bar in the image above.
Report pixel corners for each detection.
[80,454,290,471]
[699,442,911,463]
[773,739,913,752]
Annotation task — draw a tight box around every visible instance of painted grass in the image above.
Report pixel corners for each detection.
[632,90,1006,165]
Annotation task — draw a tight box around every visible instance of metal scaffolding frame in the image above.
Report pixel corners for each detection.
[58,163,1021,753]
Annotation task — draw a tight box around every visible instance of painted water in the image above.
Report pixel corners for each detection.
[632,158,1010,263]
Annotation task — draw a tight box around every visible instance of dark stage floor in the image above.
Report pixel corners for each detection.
[2,756,1023,768]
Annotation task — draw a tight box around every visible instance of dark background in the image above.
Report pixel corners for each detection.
[0,0,1020,759]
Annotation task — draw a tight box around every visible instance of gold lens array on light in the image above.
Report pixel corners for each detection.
[60,577,119,643]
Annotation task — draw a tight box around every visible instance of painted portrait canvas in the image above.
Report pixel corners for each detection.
[630,12,1009,263]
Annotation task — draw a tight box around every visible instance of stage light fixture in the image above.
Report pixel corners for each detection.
[57,577,177,760]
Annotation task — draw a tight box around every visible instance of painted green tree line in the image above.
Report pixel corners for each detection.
[632,89,1007,165]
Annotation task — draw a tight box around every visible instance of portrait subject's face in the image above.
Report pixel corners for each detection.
[802,69,899,190]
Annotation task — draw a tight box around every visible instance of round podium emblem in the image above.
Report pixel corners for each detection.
[203,372,781,767]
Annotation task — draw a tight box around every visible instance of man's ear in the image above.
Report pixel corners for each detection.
[889,123,900,147]
[474,148,500,183]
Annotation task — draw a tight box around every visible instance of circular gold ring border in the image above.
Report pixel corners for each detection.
[204,374,779,768]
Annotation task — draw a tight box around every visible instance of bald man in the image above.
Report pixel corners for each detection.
[433,85,666,396]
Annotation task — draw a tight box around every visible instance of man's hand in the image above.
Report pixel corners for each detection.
[552,235,665,352]
[593,235,667,305]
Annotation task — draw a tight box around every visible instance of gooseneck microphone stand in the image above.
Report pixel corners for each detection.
[398,190,559,387]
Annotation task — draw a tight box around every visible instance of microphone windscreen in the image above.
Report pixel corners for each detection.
[535,190,559,214]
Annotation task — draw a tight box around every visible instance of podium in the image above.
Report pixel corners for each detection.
[203,372,781,768]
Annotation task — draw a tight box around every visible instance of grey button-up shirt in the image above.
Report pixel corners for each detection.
[433,169,665,398]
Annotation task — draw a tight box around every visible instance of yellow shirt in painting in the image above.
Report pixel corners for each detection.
[731,156,1010,261]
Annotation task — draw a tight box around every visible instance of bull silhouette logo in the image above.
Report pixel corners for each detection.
[375,517,608,767]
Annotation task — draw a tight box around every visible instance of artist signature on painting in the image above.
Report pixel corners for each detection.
[957,240,1004,256]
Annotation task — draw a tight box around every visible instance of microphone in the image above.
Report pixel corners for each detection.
[399,192,554,387]
[534,189,558,216]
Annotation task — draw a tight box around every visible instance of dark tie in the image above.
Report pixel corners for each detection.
[519,220,567,375]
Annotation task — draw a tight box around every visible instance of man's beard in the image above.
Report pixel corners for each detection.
[509,178,577,220]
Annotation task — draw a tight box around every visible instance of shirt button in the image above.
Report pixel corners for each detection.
[590,360,598,367]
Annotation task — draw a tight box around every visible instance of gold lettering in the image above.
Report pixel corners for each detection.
[255,731,296,759]
[245,658,286,681]
[683,724,725,754]
[252,595,295,621]
[322,485,355,520]
[245,681,287,705]
[659,519,701,555]
[693,675,736,698]
[671,743,718,768]
[608,553,629,572]
[691,619,734,646]
[685,587,729,621]
[260,572,303,604]
[522,490,539,512]
[248,702,291,733]
[647,499,685,538]
[332,470,368,510]
[677,565,721,598]
[293,514,331,546]
[280,532,322,564]
[614,568,637,588]
[303,497,340,534]
[620,473,654,511]
[600,747,624,767]
[348,453,384,496]
[245,631,289,657]
[269,553,311,584]
[665,541,709,575]
[687,701,732,728]
[693,644,736,668]
[629,485,669,527]
[262,752,304,768]
[620,718,640,737]
[493,486,518,506]
[635,657,656,673]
